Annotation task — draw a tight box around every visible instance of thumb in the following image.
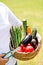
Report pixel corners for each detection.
[2,58,8,63]
[0,54,5,57]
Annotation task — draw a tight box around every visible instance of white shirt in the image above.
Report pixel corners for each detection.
[0,2,22,65]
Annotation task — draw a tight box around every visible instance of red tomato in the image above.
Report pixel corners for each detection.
[17,44,26,52]
[22,47,26,52]
[17,44,34,53]
[20,44,24,51]
[20,44,26,52]
[25,46,34,52]
[20,44,24,48]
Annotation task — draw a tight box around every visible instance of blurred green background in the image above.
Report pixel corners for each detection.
[0,0,43,65]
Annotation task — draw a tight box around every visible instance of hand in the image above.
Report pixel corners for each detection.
[0,54,8,65]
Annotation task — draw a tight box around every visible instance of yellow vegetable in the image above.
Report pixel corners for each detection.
[26,26,32,35]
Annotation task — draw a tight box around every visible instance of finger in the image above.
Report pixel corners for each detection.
[0,54,5,57]
[0,58,8,63]
[3,59,8,63]
[0,58,8,65]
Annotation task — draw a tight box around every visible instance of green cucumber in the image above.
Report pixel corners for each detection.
[32,28,37,39]
[22,19,27,37]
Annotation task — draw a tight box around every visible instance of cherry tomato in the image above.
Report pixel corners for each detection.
[17,47,22,52]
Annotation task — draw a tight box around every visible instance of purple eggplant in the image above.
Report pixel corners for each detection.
[19,34,32,47]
